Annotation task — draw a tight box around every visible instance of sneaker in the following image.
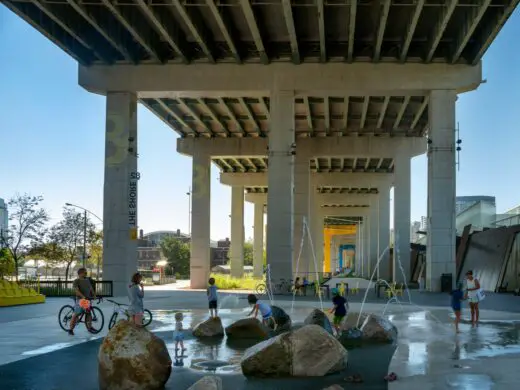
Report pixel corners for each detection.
[68,330,75,336]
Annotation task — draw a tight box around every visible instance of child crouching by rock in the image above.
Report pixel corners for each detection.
[247,294,277,330]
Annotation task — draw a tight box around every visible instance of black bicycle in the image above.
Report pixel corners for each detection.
[58,297,105,334]
[107,299,153,329]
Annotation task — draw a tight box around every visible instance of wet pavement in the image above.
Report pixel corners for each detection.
[1,286,520,389]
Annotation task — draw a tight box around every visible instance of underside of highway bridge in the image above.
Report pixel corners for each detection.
[4,0,518,295]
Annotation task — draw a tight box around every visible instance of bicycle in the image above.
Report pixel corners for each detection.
[58,297,105,334]
[255,278,293,295]
[107,299,153,329]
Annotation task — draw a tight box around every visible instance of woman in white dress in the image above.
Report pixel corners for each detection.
[465,270,481,326]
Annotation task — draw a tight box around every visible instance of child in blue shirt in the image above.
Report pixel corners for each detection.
[451,282,465,333]
[247,294,277,330]
[207,277,218,318]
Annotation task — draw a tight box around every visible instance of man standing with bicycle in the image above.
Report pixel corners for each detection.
[68,267,96,336]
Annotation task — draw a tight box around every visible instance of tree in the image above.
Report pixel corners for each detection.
[0,194,49,280]
[0,248,15,278]
[49,209,96,281]
[243,240,254,266]
[160,236,190,278]
[27,241,67,277]
[88,230,103,278]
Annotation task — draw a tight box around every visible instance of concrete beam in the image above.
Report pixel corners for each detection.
[177,136,425,158]
[246,192,377,206]
[316,193,377,205]
[79,63,482,96]
[322,208,370,217]
[222,172,392,187]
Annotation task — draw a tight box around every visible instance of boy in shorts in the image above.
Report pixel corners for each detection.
[247,294,277,330]
[329,288,348,335]
[207,277,218,318]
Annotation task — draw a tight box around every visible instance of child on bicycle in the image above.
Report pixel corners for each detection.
[68,267,96,336]
[174,312,187,353]
[247,294,277,330]
[207,277,218,318]
[128,272,144,326]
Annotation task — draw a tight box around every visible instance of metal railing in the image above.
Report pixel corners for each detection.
[18,280,113,297]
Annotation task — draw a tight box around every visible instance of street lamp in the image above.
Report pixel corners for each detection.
[186,188,192,237]
[64,203,103,268]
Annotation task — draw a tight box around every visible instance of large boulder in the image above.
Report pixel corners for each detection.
[192,317,224,337]
[98,320,171,390]
[225,318,270,340]
[241,324,348,377]
[304,309,333,335]
[187,376,222,390]
[340,312,397,343]
[271,306,291,332]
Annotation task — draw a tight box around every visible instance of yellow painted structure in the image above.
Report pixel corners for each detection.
[323,225,357,272]
[0,279,45,307]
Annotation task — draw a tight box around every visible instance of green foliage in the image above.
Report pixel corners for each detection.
[226,239,265,267]
[28,242,66,265]
[49,209,96,280]
[88,230,103,275]
[209,273,263,290]
[1,193,49,279]
[243,241,253,266]
[160,236,190,278]
[0,248,15,277]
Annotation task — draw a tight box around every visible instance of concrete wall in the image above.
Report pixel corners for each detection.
[459,226,520,291]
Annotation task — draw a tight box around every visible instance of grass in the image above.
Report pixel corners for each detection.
[210,273,264,290]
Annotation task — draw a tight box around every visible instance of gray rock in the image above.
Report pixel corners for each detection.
[192,317,224,337]
[340,312,397,343]
[304,308,333,335]
[225,318,270,340]
[241,324,348,377]
[98,320,171,390]
[271,305,292,332]
[322,386,344,390]
[187,376,222,390]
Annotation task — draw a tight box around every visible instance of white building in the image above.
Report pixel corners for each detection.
[494,205,520,228]
[455,196,496,234]
[0,198,7,247]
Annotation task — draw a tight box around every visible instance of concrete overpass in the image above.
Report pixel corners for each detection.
[4,0,518,294]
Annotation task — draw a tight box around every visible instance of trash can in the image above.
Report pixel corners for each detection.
[441,273,453,293]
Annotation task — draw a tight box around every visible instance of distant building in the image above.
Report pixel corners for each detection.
[137,229,229,271]
[420,216,427,231]
[0,198,7,247]
[410,221,421,243]
[493,204,520,228]
[456,196,497,234]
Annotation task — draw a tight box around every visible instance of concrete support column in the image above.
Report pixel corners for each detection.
[293,154,310,276]
[364,217,371,278]
[230,186,245,278]
[393,154,411,283]
[266,90,295,284]
[369,204,378,277]
[309,180,322,277]
[378,187,391,281]
[103,92,138,297]
[253,202,264,278]
[427,90,457,292]
[190,148,211,288]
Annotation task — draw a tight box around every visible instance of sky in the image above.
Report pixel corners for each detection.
[1,7,520,241]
